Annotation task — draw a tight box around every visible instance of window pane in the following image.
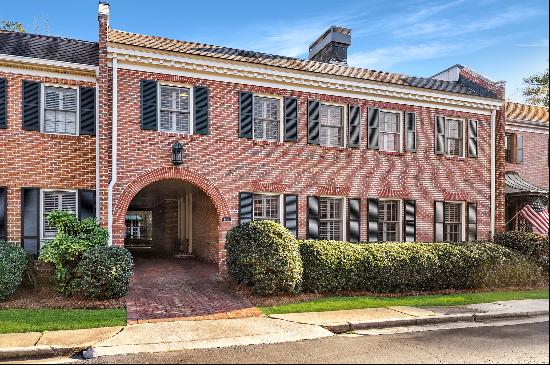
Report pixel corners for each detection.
[319,197,342,240]
[319,105,343,147]
[253,195,279,221]
[44,87,77,135]
[43,191,76,239]
[253,96,279,141]
[159,86,190,133]
[378,200,400,241]
[444,203,462,242]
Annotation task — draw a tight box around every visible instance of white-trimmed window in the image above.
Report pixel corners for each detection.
[445,118,464,156]
[253,96,280,141]
[319,197,343,240]
[253,194,280,222]
[320,104,344,147]
[378,200,400,241]
[159,85,191,133]
[379,111,401,152]
[42,190,77,240]
[444,202,462,242]
[42,85,78,135]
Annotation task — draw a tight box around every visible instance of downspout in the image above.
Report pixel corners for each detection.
[490,109,496,238]
[95,72,100,221]
[107,56,118,246]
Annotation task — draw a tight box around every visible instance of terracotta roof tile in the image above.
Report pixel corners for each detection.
[506,102,549,123]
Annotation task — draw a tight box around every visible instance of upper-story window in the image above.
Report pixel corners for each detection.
[320,104,344,147]
[319,197,343,240]
[445,118,464,156]
[379,111,401,152]
[159,85,191,133]
[505,132,524,164]
[43,86,78,135]
[253,96,280,141]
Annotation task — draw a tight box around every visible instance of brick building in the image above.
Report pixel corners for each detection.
[1,3,509,274]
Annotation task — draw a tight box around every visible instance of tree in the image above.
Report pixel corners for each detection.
[0,21,25,32]
[522,67,549,107]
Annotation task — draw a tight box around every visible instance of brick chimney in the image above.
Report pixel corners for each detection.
[309,26,351,65]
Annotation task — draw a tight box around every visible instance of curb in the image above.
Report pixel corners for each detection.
[322,311,549,334]
[0,345,86,362]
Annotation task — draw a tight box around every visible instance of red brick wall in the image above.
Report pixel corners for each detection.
[192,189,220,263]
[505,127,549,189]
[0,70,96,243]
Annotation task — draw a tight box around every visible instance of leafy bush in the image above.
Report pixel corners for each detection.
[71,246,134,300]
[226,221,303,295]
[39,211,109,295]
[300,240,545,293]
[494,231,549,272]
[0,241,28,301]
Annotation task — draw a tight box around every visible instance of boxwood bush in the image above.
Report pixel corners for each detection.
[0,241,28,301]
[71,246,134,300]
[226,221,303,295]
[300,240,545,293]
[494,231,549,272]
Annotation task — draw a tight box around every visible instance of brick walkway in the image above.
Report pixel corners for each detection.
[125,256,261,324]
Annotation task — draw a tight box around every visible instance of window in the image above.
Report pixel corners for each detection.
[253,194,280,221]
[320,104,344,147]
[379,111,400,152]
[43,86,77,135]
[444,202,462,242]
[253,96,280,141]
[42,190,77,239]
[159,85,190,133]
[505,133,515,163]
[445,118,463,156]
[378,200,400,241]
[319,197,343,240]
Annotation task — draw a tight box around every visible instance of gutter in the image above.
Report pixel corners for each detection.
[107,56,118,245]
[95,73,100,221]
[490,110,496,237]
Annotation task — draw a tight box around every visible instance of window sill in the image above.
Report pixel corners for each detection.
[443,155,466,161]
[319,145,348,152]
[378,150,405,156]
[252,139,284,146]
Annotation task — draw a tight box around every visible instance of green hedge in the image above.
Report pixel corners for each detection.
[226,221,303,295]
[0,241,28,301]
[494,231,549,272]
[300,240,545,293]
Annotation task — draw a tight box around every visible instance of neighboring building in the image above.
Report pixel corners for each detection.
[503,102,549,233]
[1,2,508,274]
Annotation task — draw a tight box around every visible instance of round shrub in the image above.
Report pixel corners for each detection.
[71,246,134,300]
[494,231,549,272]
[0,241,28,301]
[226,220,303,295]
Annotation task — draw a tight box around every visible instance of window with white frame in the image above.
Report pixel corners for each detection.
[379,111,401,152]
[253,96,280,141]
[378,200,400,241]
[253,194,280,221]
[159,85,191,133]
[319,197,343,240]
[43,86,78,135]
[42,190,77,239]
[444,202,462,242]
[445,118,463,156]
[319,104,344,147]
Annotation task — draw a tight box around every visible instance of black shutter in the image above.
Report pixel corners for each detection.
[467,203,477,242]
[348,198,361,242]
[141,80,157,130]
[0,78,6,129]
[468,119,478,157]
[367,107,379,149]
[434,201,444,241]
[78,190,96,220]
[79,87,96,135]
[348,105,361,148]
[435,116,446,154]
[307,196,320,239]
[239,192,253,224]
[307,100,320,145]
[21,187,40,255]
[0,187,6,242]
[405,112,416,152]
[516,135,524,163]
[194,86,209,135]
[284,97,298,142]
[239,92,253,139]
[367,198,379,242]
[284,194,298,237]
[403,200,416,242]
[22,81,40,131]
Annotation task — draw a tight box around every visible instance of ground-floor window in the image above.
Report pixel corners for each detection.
[42,190,77,239]
[378,200,400,241]
[253,194,280,222]
[444,202,462,242]
[319,197,343,240]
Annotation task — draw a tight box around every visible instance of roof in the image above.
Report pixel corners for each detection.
[108,29,489,98]
[0,31,98,66]
[505,172,548,195]
[506,102,549,123]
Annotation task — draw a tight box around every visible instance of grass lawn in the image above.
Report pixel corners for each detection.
[260,289,549,315]
[0,309,127,334]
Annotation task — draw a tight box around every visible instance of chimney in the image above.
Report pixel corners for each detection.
[98,1,110,24]
[309,26,351,65]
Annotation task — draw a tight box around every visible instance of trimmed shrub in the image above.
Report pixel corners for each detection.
[494,231,549,272]
[0,241,28,301]
[226,221,303,295]
[300,240,545,293]
[71,246,134,300]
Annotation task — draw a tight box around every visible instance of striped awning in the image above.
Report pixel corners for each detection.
[505,172,548,195]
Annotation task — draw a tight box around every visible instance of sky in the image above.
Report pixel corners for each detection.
[2,0,548,102]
